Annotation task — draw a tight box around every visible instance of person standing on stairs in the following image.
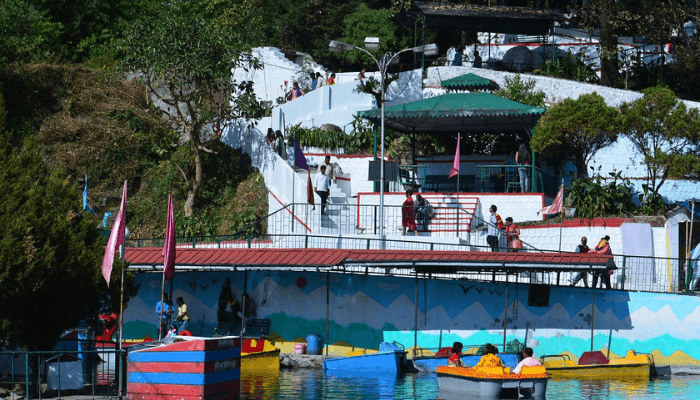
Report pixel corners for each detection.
[315,165,330,215]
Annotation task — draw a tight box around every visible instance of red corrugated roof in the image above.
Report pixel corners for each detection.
[124,247,613,271]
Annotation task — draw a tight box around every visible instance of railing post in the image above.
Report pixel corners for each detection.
[25,352,29,400]
[686,258,693,294]
[247,235,252,248]
[374,205,378,235]
[192,237,196,248]
[456,208,459,236]
[621,256,626,291]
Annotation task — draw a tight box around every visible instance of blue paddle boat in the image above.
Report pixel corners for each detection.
[324,342,406,375]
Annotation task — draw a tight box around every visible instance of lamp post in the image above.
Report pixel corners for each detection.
[329,37,438,247]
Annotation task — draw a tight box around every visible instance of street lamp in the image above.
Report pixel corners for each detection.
[329,37,438,247]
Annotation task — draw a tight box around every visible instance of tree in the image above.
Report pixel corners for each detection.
[121,0,267,217]
[531,92,619,179]
[619,86,700,205]
[0,132,136,350]
[493,74,546,108]
[0,0,62,65]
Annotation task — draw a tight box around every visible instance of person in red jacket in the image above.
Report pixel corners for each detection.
[447,342,465,367]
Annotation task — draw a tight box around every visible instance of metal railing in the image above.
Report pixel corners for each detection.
[127,229,688,295]
[477,164,558,197]
[0,343,125,399]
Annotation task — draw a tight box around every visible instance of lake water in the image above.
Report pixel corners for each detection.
[240,369,700,399]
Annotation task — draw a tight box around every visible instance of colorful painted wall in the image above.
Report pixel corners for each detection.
[123,270,700,366]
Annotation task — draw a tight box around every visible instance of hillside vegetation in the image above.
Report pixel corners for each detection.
[2,64,267,239]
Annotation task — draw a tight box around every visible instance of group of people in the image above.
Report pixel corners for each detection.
[447,341,541,375]
[286,72,338,102]
[445,46,482,68]
[266,128,287,159]
[401,190,434,235]
[570,235,614,289]
[486,205,522,252]
[155,293,190,339]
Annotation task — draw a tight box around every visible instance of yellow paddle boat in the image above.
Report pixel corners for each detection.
[540,350,656,380]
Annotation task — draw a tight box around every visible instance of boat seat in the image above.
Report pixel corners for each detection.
[245,318,271,338]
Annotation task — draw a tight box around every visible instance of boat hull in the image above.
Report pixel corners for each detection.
[241,349,281,373]
[437,369,547,399]
[545,362,651,380]
[324,351,405,375]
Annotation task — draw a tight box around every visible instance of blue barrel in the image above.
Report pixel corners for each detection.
[306,334,323,355]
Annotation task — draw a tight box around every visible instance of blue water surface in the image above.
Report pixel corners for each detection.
[240,369,700,399]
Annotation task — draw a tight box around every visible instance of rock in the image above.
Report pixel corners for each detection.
[502,46,533,72]
[320,124,342,133]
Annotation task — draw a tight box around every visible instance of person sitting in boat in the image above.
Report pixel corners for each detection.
[447,341,465,367]
[475,343,504,368]
[512,347,542,374]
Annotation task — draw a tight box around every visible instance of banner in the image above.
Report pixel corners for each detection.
[101,181,127,286]
[449,133,460,178]
[163,195,176,282]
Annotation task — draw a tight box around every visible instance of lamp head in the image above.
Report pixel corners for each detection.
[329,40,355,53]
[364,37,381,51]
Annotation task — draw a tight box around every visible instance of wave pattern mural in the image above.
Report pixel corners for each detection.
[123,270,700,365]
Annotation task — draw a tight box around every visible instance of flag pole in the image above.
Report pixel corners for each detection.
[158,273,166,340]
[558,179,565,252]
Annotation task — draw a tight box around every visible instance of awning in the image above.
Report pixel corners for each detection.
[358,92,545,133]
[125,247,615,274]
[441,73,499,92]
[411,2,565,35]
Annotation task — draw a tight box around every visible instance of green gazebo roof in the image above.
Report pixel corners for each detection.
[441,73,500,92]
[358,92,545,133]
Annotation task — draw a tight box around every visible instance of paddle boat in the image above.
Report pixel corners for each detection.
[437,365,548,399]
[540,350,656,380]
[324,341,406,375]
[412,341,523,373]
[241,338,280,373]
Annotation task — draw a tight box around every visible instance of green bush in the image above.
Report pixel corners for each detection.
[533,51,600,84]
[566,171,637,218]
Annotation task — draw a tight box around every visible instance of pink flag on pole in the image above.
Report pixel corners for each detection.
[101,181,127,286]
[449,133,460,178]
[163,195,176,282]
[539,185,564,215]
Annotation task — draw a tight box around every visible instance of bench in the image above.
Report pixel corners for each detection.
[245,318,271,338]
[423,175,476,192]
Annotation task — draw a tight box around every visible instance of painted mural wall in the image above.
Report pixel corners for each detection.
[123,270,700,366]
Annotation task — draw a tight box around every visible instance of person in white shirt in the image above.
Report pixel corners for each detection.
[513,347,542,374]
[487,205,503,252]
[315,165,330,215]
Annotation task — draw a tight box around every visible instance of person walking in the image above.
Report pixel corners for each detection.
[504,217,521,251]
[402,189,418,236]
[487,205,504,251]
[570,237,591,287]
[315,165,330,215]
[275,130,287,160]
[155,293,172,339]
[289,82,304,100]
[515,143,531,193]
[414,195,433,231]
[174,297,190,334]
[592,235,613,289]
[310,72,318,91]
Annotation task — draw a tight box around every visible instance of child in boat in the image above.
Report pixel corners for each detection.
[475,343,504,368]
[447,342,465,367]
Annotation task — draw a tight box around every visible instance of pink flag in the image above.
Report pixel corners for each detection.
[101,181,127,286]
[163,195,176,282]
[540,185,564,215]
[449,133,460,178]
